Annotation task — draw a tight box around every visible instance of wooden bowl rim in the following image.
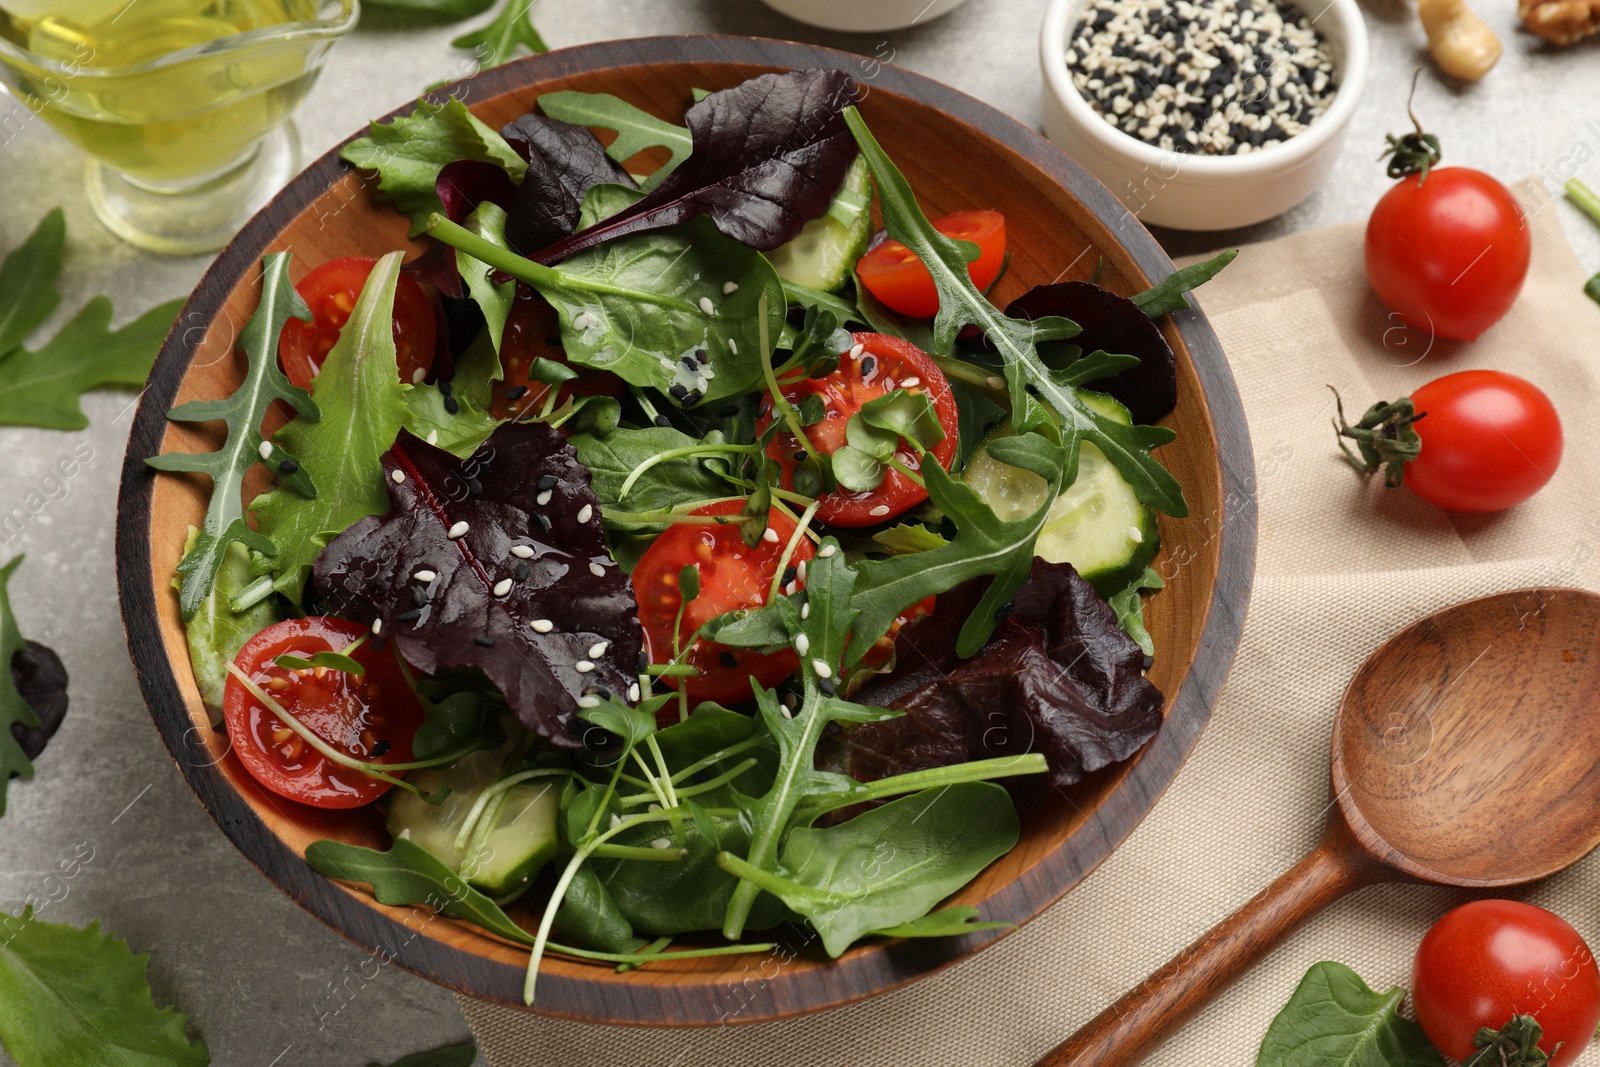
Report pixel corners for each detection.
[116,34,1258,1027]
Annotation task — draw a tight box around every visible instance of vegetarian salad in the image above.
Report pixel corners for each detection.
[150,68,1231,1001]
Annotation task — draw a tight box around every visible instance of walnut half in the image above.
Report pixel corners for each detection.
[1520,0,1600,45]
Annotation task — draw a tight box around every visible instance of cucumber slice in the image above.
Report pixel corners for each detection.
[962,391,1161,595]
[465,781,561,895]
[766,155,872,293]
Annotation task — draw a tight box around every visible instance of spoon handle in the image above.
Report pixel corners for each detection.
[1034,818,1392,1067]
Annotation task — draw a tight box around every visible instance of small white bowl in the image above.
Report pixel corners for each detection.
[760,0,973,32]
[1040,0,1369,231]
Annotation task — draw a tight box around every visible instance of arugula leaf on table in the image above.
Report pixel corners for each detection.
[0,908,209,1067]
[0,209,63,355]
[250,253,409,604]
[1130,249,1239,319]
[147,252,317,619]
[179,532,279,724]
[537,90,694,192]
[1257,961,1444,1067]
[869,904,1013,940]
[370,1044,476,1067]
[1107,565,1164,658]
[719,782,1018,957]
[844,106,1186,518]
[341,98,526,237]
[533,69,861,265]
[0,556,66,818]
[450,0,547,70]
[571,426,733,522]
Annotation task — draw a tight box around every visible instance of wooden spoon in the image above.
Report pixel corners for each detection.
[1038,586,1600,1067]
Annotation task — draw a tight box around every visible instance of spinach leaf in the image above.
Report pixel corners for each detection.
[341,98,526,237]
[844,107,1186,518]
[869,905,1011,939]
[499,115,634,253]
[450,0,547,70]
[0,909,209,1066]
[536,90,693,192]
[0,557,66,817]
[180,534,279,724]
[570,425,731,521]
[410,690,504,763]
[1130,249,1238,319]
[534,69,860,264]
[429,204,785,405]
[718,782,1017,957]
[1257,961,1444,1067]
[370,1044,476,1067]
[148,252,318,618]
[553,867,643,954]
[250,253,410,604]
[457,203,516,350]
[1107,565,1163,658]
[0,209,62,355]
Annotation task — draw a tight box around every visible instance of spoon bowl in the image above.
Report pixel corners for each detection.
[1041,586,1600,1067]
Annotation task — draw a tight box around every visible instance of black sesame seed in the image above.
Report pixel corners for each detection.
[537,474,559,491]
[792,450,808,462]
[277,458,300,474]
[682,355,699,371]
[514,561,530,580]
[507,385,528,400]
[443,396,459,414]
[682,390,701,407]
[668,383,688,400]
[695,348,709,365]
[534,513,552,532]
[818,677,836,697]
[438,380,453,397]
[370,739,392,757]
[593,686,613,700]
[719,403,741,418]
[859,356,876,375]
[474,635,496,648]
[781,566,797,586]
[396,609,422,622]
[636,650,650,672]
[411,586,429,608]
[994,602,1016,621]
[654,414,673,427]
[718,651,738,668]
[1142,654,1155,671]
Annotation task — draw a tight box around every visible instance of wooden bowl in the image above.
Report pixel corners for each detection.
[116,36,1257,1026]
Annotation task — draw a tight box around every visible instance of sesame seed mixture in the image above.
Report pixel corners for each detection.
[1066,0,1338,155]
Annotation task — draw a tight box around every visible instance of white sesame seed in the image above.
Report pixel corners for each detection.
[371,618,383,635]
[413,569,437,583]
[849,343,865,360]
[795,633,810,656]
[796,560,807,582]
[391,468,405,483]
[536,489,552,506]
[699,297,716,315]
[579,694,601,709]
[762,528,780,544]
[589,641,609,659]
[811,658,833,679]
[426,430,438,446]
[986,376,1005,390]
[780,703,793,720]
[727,338,738,356]
[722,281,739,294]
[257,441,273,460]
[869,505,891,517]
[531,619,554,633]
[1129,525,1145,543]
[493,578,513,597]
[647,802,661,812]
[577,504,593,524]
[818,543,837,558]
[899,376,921,388]
[784,582,797,596]
[575,660,595,673]
[609,815,622,830]
[589,561,605,577]
[628,682,641,701]
[650,837,671,849]
[801,602,810,620]
[447,521,469,539]
[398,827,412,840]
[573,312,592,330]
[511,544,535,559]
[412,366,426,384]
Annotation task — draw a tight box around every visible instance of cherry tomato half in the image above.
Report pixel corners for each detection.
[857,210,1006,319]
[757,332,959,528]
[632,501,816,707]
[1365,167,1530,342]
[489,290,624,421]
[222,616,426,809]
[279,256,438,390]
[1413,899,1600,1066]
[1406,370,1562,512]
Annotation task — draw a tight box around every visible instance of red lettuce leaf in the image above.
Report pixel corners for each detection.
[498,114,636,255]
[311,424,644,746]
[1007,282,1177,424]
[530,69,860,265]
[835,559,1163,797]
[436,159,518,225]
[9,640,67,771]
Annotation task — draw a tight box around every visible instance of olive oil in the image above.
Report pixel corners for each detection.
[0,0,326,182]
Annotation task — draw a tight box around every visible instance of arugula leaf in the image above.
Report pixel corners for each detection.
[370,1044,476,1067]
[1107,565,1163,658]
[341,98,526,237]
[869,905,1012,939]
[719,782,1017,957]
[0,209,63,355]
[1257,961,1444,1067]
[0,557,45,817]
[0,296,180,430]
[450,0,547,69]
[1130,249,1239,319]
[570,426,730,521]
[0,909,209,1066]
[537,90,694,192]
[250,253,409,603]
[534,69,860,264]
[428,203,786,405]
[844,107,1186,518]
[148,252,318,619]
[179,533,279,724]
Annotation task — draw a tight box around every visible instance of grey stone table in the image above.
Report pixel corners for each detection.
[0,1,1595,1064]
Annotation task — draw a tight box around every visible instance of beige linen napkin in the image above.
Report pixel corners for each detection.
[460,180,1600,1065]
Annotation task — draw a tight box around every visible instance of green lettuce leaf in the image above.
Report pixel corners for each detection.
[1257,961,1444,1067]
[178,532,279,724]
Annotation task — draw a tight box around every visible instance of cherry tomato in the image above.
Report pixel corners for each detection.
[1406,370,1561,512]
[632,501,816,707]
[222,616,426,809]
[857,210,1006,319]
[279,256,437,389]
[1365,167,1530,342]
[1412,899,1600,1066]
[757,332,959,528]
[489,290,624,421]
